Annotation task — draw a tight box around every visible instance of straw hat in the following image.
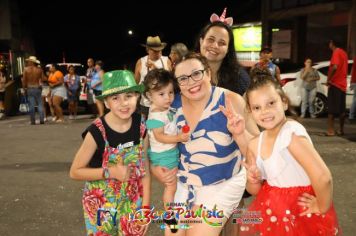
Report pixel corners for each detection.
[25,56,40,64]
[141,36,167,51]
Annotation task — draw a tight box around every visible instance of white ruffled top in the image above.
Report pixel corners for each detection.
[256,120,312,187]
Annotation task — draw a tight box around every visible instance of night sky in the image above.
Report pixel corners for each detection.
[18,0,260,70]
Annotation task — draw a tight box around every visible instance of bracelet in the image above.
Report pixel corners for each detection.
[103,167,110,179]
[141,205,151,209]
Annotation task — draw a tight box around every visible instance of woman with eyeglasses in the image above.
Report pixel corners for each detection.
[151,53,259,236]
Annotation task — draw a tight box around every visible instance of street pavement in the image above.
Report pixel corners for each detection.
[0,115,355,235]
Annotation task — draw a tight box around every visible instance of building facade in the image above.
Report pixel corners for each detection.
[261,0,355,63]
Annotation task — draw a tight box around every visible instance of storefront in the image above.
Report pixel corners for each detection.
[233,22,262,67]
[1,0,34,116]
[261,0,355,63]
[0,51,26,116]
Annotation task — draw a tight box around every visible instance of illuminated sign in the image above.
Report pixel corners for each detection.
[233,26,262,52]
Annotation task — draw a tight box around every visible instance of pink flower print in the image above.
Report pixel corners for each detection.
[126,178,143,203]
[108,180,122,195]
[120,216,143,236]
[83,188,107,221]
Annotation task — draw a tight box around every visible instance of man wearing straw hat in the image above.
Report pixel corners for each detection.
[22,56,46,124]
[134,36,172,117]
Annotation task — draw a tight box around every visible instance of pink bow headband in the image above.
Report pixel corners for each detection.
[210,7,233,26]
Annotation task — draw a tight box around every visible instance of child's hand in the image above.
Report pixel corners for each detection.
[242,160,262,184]
[109,162,130,182]
[219,98,245,136]
[146,60,157,70]
[182,125,190,133]
[178,132,190,142]
[298,193,321,216]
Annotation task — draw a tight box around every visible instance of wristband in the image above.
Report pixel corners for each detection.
[103,167,110,179]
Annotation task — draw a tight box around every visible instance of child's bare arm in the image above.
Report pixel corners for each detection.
[69,132,103,180]
[243,141,263,195]
[152,127,189,144]
[289,134,333,214]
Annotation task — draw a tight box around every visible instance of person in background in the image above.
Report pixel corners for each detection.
[91,60,105,117]
[64,65,81,119]
[84,57,96,117]
[70,70,150,236]
[48,63,66,123]
[348,55,356,122]
[300,58,320,118]
[169,43,189,68]
[134,36,172,117]
[0,68,7,119]
[41,66,52,122]
[251,46,281,84]
[22,56,46,125]
[326,39,348,136]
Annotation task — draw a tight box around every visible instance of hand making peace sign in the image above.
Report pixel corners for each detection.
[219,97,245,136]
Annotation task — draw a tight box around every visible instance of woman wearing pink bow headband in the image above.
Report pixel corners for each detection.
[194,8,251,97]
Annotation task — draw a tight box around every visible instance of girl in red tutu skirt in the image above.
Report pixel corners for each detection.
[239,76,341,235]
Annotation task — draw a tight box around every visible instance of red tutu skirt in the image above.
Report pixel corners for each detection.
[239,182,341,236]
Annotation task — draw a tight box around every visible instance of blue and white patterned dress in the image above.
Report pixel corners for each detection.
[171,86,243,205]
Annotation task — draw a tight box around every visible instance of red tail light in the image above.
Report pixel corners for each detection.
[280,78,296,87]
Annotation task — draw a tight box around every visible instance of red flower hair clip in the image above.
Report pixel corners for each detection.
[210,7,233,26]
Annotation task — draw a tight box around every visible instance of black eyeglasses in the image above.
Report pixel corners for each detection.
[176,69,205,86]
